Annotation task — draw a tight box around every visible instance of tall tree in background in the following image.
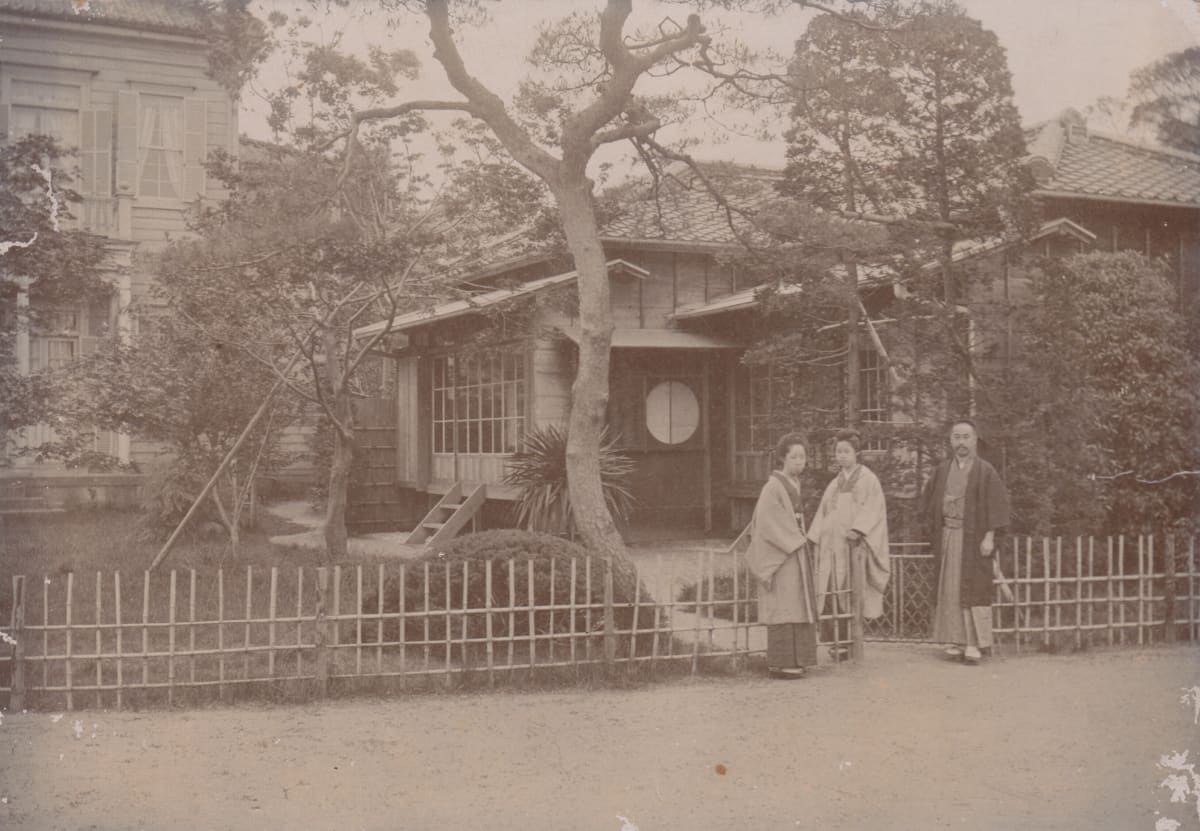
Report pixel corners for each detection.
[1128,47,1200,155]
[771,1,1032,485]
[780,5,906,431]
[890,0,1033,417]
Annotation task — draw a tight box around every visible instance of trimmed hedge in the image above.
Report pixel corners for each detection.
[360,530,663,657]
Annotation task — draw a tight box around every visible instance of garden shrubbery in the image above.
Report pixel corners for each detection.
[359,530,664,659]
[676,573,758,623]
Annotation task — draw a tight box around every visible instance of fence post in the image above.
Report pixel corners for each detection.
[603,557,616,665]
[849,541,866,661]
[1165,536,1177,646]
[10,576,27,712]
[314,567,330,698]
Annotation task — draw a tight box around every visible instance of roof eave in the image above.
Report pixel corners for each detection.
[1036,189,1200,211]
[0,10,205,42]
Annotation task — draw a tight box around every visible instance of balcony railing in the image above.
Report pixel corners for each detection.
[64,197,118,237]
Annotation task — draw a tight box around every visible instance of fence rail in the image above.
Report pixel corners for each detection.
[2,534,1197,710]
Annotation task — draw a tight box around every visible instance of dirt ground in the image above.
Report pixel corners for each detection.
[1,643,1196,831]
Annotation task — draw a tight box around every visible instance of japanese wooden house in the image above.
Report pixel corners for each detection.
[355,112,1200,540]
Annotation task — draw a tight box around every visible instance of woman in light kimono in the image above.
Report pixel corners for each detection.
[807,429,892,659]
[744,433,819,679]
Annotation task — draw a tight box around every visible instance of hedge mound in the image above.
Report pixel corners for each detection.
[360,530,663,658]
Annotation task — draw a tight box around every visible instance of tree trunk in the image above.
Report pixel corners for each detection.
[324,423,352,562]
[321,325,352,562]
[553,178,629,568]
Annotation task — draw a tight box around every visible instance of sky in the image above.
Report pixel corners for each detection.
[241,0,1200,169]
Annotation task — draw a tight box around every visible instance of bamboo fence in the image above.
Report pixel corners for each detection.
[0,535,1196,710]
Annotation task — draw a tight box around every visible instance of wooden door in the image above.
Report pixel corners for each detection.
[609,352,712,535]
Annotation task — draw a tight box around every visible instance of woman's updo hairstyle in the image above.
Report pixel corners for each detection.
[774,432,808,466]
[834,428,861,453]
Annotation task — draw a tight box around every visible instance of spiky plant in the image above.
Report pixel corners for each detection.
[503,424,635,538]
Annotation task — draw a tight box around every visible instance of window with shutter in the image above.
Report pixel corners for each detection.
[183,97,207,200]
[80,109,113,198]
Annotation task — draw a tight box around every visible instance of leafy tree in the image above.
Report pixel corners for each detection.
[57,312,299,553]
[994,252,1200,534]
[0,136,110,461]
[156,140,453,560]
[1128,47,1200,155]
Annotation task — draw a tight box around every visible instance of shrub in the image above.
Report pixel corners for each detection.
[503,424,634,537]
[360,530,662,657]
[676,573,758,623]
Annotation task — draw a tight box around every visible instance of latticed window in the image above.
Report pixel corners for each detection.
[858,346,889,451]
[733,363,772,456]
[431,347,526,455]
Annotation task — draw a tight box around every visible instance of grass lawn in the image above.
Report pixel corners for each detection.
[0,507,394,579]
[0,508,439,707]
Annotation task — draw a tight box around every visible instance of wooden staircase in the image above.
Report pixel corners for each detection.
[405,482,487,547]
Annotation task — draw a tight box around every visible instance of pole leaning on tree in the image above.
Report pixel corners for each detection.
[149,348,303,571]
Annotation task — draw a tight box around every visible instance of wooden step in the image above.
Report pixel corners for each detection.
[404,482,487,547]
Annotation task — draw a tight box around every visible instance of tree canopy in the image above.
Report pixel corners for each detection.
[1,136,110,461]
[1128,46,1200,156]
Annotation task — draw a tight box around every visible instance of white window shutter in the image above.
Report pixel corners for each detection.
[80,109,113,198]
[183,97,207,200]
[115,91,139,195]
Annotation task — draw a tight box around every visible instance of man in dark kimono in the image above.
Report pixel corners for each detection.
[923,420,1010,664]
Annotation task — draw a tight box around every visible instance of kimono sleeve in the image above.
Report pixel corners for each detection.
[744,479,807,584]
[980,463,1011,533]
[849,469,887,539]
[806,479,837,542]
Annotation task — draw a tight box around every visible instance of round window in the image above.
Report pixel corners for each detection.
[645,380,700,446]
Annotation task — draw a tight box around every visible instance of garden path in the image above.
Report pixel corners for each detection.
[1,643,1195,830]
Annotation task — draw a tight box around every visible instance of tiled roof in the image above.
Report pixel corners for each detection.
[354,259,649,339]
[0,0,204,35]
[1026,110,1200,207]
[600,162,780,246]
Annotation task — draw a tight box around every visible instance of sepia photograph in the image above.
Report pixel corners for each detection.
[1,0,1198,828]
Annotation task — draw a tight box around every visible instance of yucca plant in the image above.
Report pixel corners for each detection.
[503,424,635,538]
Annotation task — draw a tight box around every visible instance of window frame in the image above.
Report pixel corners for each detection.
[430,344,527,457]
[135,93,185,202]
[5,77,84,150]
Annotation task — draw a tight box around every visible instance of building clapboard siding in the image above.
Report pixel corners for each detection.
[0,0,247,504]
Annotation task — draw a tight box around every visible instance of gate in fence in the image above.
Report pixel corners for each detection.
[864,545,937,641]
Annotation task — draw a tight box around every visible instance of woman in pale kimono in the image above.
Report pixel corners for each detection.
[744,433,819,679]
[807,429,892,659]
